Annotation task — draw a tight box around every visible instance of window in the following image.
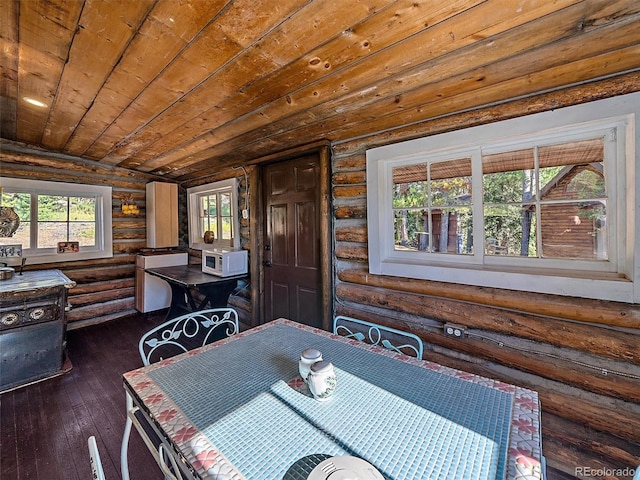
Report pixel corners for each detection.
[187,178,240,250]
[481,138,608,262]
[0,178,112,264]
[367,92,639,303]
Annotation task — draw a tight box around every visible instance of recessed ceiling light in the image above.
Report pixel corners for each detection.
[22,97,48,108]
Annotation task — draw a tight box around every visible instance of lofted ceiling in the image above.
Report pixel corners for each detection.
[1,0,640,182]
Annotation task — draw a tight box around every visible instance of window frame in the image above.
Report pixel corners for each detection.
[187,178,240,251]
[0,177,113,264]
[366,92,639,303]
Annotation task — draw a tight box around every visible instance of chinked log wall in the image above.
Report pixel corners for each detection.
[331,74,640,479]
[180,168,253,328]
[0,146,160,329]
[0,145,253,329]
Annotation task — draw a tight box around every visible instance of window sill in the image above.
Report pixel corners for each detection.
[192,242,233,252]
[374,261,634,303]
[22,250,113,265]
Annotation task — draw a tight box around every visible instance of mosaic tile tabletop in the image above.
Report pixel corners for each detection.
[124,319,543,480]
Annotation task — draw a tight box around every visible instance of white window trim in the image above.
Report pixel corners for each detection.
[0,177,113,264]
[187,178,240,251]
[366,92,639,303]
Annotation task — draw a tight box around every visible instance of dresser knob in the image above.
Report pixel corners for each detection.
[1,312,20,326]
[29,308,45,320]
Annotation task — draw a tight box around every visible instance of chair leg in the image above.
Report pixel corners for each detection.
[88,436,106,480]
[158,444,182,480]
[120,393,134,480]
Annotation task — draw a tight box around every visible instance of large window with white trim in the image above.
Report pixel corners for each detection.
[0,178,112,264]
[367,93,639,303]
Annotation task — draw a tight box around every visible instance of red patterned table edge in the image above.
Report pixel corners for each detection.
[124,318,543,480]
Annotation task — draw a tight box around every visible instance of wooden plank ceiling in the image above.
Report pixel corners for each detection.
[1,0,640,181]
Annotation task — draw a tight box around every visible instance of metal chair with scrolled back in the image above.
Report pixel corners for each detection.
[333,315,424,359]
[123,309,238,480]
[139,307,239,366]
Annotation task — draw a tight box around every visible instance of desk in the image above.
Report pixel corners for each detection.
[122,319,544,480]
[145,264,246,319]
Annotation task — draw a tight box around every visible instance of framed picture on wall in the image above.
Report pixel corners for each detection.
[57,241,79,253]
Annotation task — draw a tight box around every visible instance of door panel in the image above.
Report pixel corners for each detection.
[270,204,288,265]
[271,282,291,319]
[296,286,318,321]
[296,164,316,191]
[264,155,321,328]
[269,170,289,195]
[295,201,317,268]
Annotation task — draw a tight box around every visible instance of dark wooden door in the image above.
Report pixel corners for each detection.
[263,154,322,328]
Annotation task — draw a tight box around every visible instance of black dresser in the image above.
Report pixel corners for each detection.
[0,269,75,393]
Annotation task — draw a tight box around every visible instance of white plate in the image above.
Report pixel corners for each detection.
[307,456,384,480]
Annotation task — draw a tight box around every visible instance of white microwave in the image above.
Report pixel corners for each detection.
[202,249,248,277]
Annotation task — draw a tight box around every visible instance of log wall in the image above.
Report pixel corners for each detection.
[0,144,254,329]
[180,167,254,328]
[0,145,164,329]
[331,75,640,479]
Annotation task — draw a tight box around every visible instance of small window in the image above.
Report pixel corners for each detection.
[0,178,112,264]
[187,179,240,250]
[367,93,639,303]
[199,190,233,244]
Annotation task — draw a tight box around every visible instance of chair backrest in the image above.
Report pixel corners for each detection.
[333,315,424,358]
[88,436,105,480]
[139,308,239,366]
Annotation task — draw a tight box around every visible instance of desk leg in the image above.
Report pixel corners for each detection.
[197,280,238,309]
[165,284,194,320]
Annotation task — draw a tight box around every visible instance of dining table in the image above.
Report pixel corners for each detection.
[121,318,544,480]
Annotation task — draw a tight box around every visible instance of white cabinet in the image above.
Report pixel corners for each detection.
[146,182,178,248]
[135,252,188,313]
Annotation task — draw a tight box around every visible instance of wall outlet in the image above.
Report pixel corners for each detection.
[444,323,467,338]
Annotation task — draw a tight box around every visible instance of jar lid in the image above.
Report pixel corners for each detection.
[310,360,333,374]
[301,348,322,361]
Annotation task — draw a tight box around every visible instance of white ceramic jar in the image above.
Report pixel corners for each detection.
[299,348,322,383]
[307,361,337,402]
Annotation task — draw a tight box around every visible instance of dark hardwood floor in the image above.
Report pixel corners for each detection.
[0,312,165,480]
[1,312,576,480]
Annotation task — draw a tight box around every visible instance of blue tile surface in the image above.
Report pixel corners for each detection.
[149,324,513,480]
